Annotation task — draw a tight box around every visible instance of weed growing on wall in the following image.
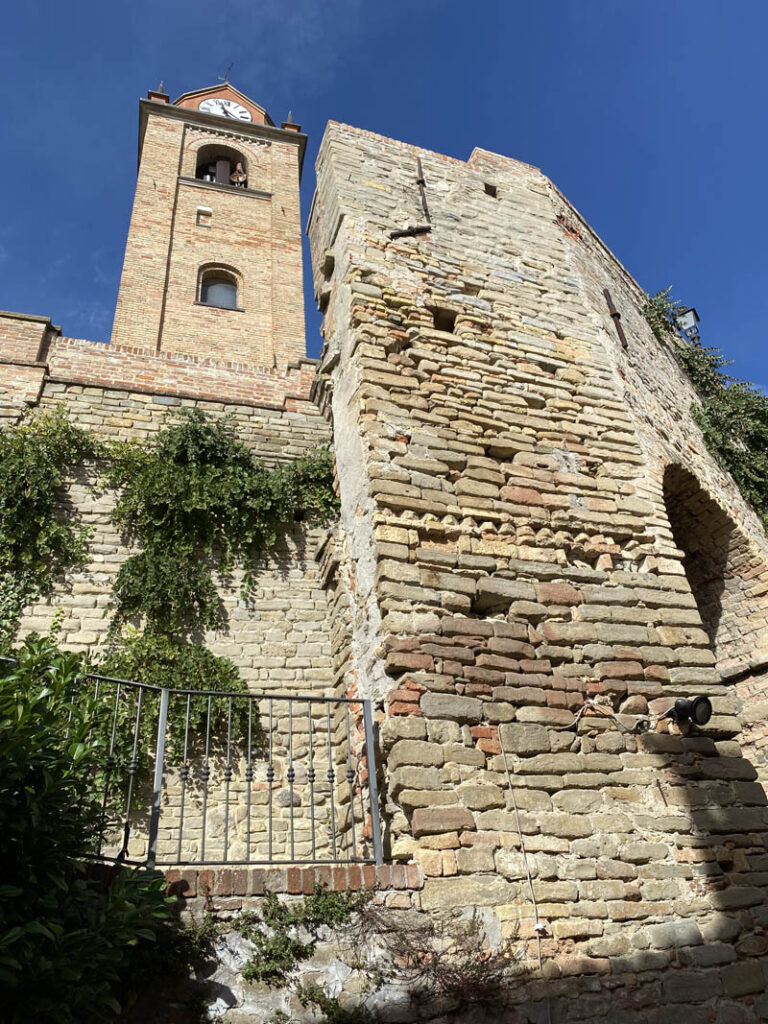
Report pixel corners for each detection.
[234,886,372,987]
[644,288,768,530]
[0,408,98,645]
[235,886,374,1024]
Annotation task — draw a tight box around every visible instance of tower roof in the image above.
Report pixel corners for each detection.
[173,83,274,126]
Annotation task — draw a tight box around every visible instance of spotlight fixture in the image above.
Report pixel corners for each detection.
[668,695,713,727]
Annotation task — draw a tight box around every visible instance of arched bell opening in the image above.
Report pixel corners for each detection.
[194,144,248,188]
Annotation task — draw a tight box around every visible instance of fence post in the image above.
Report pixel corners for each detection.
[147,687,170,869]
[362,700,384,865]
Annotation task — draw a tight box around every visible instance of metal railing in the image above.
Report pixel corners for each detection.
[7,657,383,868]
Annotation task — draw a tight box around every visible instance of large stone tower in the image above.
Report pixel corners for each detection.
[305,123,768,1020]
[111,83,306,367]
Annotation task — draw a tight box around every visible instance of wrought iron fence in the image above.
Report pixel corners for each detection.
[9,657,383,868]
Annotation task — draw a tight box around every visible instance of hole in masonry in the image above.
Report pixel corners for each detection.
[428,306,457,334]
[484,182,498,198]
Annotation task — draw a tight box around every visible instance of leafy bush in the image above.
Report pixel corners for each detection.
[641,285,687,342]
[643,286,768,531]
[0,409,98,643]
[0,634,177,1023]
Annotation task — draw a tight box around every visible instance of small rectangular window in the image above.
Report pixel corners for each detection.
[196,206,212,228]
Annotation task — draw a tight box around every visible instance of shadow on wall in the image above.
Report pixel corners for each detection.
[663,464,768,672]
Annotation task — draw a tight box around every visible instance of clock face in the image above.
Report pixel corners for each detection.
[198,97,252,122]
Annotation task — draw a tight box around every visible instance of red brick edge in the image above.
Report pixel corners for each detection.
[165,863,423,899]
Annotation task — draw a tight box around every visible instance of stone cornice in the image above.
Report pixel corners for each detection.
[138,99,307,176]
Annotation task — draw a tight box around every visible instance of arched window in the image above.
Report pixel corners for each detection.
[198,267,240,310]
[194,144,248,188]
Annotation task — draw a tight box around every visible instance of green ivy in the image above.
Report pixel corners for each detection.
[641,285,687,342]
[0,408,98,645]
[644,287,768,531]
[677,341,768,529]
[0,406,338,799]
[104,408,338,637]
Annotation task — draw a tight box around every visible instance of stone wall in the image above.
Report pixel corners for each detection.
[14,378,333,694]
[302,122,768,1022]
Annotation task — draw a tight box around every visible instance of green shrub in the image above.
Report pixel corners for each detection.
[677,342,768,530]
[94,630,255,793]
[644,286,768,531]
[0,634,176,1023]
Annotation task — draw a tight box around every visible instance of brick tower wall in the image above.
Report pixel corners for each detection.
[306,123,768,1021]
[111,102,306,369]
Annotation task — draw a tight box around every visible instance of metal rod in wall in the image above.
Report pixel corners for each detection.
[604,288,628,349]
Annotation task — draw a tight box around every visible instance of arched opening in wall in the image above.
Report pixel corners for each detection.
[197,265,241,310]
[194,144,248,188]
[663,464,768,668]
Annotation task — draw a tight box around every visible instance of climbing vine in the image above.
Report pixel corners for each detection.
[0,408,99,646]
[644,287,768,530]
[641,285,687,342]
[103,408,338,637]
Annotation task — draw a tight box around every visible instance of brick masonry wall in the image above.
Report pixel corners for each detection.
[305,122,768,1022]
[16,379,332,695]
[111,103,305,369]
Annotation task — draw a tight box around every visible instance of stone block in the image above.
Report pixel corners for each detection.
[456,784,505,809]
[648,919,703,949]
[420,692,483,722]
[499,722,550,755]
[442,743,485,766]
[411,806,476,837]
[388,740,444,771]
[474,577,536,611]
[420,874,513,910]
[721,961,765,996]
[661,969,722,1003]
[455,846,496,873]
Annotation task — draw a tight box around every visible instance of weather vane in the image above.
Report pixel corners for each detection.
[218,63,234,85]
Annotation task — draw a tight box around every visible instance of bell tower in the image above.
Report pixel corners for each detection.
[111,83,307,368]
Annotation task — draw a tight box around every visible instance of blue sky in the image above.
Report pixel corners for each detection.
[1,0,766,383]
